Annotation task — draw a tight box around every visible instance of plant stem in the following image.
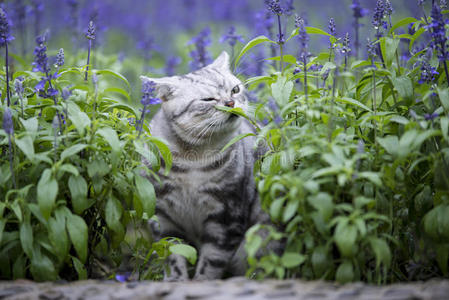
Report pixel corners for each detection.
[277,14,284,74]
[85,39,92,81]
[303,54,308,102]
[443,60,449,88]
[46,72,64,135]
[328,68,338,142]
[8,135,16,189]
[395,50,402,76]
[5,43,11,106]
[372,64,377,147]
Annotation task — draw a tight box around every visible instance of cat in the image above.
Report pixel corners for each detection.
[140,51,273,281]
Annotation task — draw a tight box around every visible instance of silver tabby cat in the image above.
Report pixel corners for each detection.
[141,52,270,280]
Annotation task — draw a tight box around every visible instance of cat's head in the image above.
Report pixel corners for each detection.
[141,51,247,145]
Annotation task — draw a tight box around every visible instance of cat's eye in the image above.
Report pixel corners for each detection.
[231,85,241,95]
[201,97,216,102]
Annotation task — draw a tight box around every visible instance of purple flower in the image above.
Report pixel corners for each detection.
[428,4,449,62]
[385,0,393,16]
[418,0,425,5]
[0,8,14,46]
[293,67,301,75]
[295,15,309,51]
[343,33,351,54]
[220,26,245,47]
[3,107,14,135]
[140,81,161,106]
[15,76,24,97]
[419,61,439,83]
[372,0,386,30]
[367,39,377,58]
[266,0,283,15]
[441,0,448,9]
[32,34,49,73]
[85,21,96,40]
[188,27,212,70]
[357,140,365,154]
[62,87,72,100]
[351,0,369,19]
[164,56,181,76]
[284,0,295,16]
[328,18,336,36]
[56,48,64,67]
[424,112,439,121]
[115,272,131,283]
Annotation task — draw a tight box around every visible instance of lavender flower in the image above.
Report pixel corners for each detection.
[220,26,245,48]
[0,8,14,46]
[367,39,377,60]
[188,27,212,70]
[372,0,386,31]
[0,8,14,106]
[32,35,49,73]
[62,87,72,100]
[266,0,283,15]
[428,4,449,62]
[138,81,161,137]
[418,0,425,5]
[351,0,369,19]
[15,77,24,97]
[419,61,439,83]
[351,0,368,59]
[295,15,309,51]
[56,48,64,67]
[284,0,295,16]
[441,0,448,9]
[328,18,336,36]
[164,56,181,76]
[3,107,13,135]
[86,21,96,40]
[424,112,439,121]
[85,21,95,81]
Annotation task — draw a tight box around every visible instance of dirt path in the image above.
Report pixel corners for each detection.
[1,277,449,300]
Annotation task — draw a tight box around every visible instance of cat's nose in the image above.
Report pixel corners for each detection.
[224,100,235,108]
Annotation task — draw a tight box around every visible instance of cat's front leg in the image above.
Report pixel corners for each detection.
[193,220,243,280]
[165,254,189,281]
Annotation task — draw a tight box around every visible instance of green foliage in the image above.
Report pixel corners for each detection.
[0,64,171,280]
[236,14,449,283]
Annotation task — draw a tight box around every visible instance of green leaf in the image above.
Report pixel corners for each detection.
[390,17,417,34]
[66,213,88,263]
[16,135,35,161]
[282,199,299,223]
[337,97,372,112]
[235,35,275,68]
[265,55,297,65]
[19,220,33,259]
[37,169,58,220]
[148,137,172,176]
[334,222,357,257]
[48,211,69,261]
[271,76,293,107]
[311,246,329,277]
[68,175,89,215]
[169,244,197,265]
[58,164,79,176]
[280,252,305,268]
[436,244,449,276]
[103,87,131,101]
[20,117,38,140]
[441,117,449,142]
[307,193,334,221]
[368,237,392,268]
[30,249,57,281]
[67,102,91,136]
[336,261,354,283]
[96,69,131,89]
[306,26,332,36]
[105,196,123,233]
[135,175,156,218]
[97,127,121,154]
[221,133,256,152]
[72,256,88,280]
[0,219,5,246]
[270,197,285,221]
[61,144,87,161]
[438,87,449,111]
[391,75,413,100]
[378,136,399,157]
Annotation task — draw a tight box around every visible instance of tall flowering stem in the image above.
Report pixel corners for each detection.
[367,39,378,146]
[428,4,449,86]
[138,81,161,138]
[3,108,16,189]
[296,15,310,101]
[351,0,368,59]
[85,21,96,81]
[220,26,244,61]
[267,0,285,73]
[372,0,387,68]
[0,8,14,106]
[188,27,212,70]
[15,77,25,118]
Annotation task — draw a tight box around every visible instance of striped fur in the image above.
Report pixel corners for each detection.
[141,52,269,280]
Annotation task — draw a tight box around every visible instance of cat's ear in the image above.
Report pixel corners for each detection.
[210,51,230,71]
[140,76,177,102]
